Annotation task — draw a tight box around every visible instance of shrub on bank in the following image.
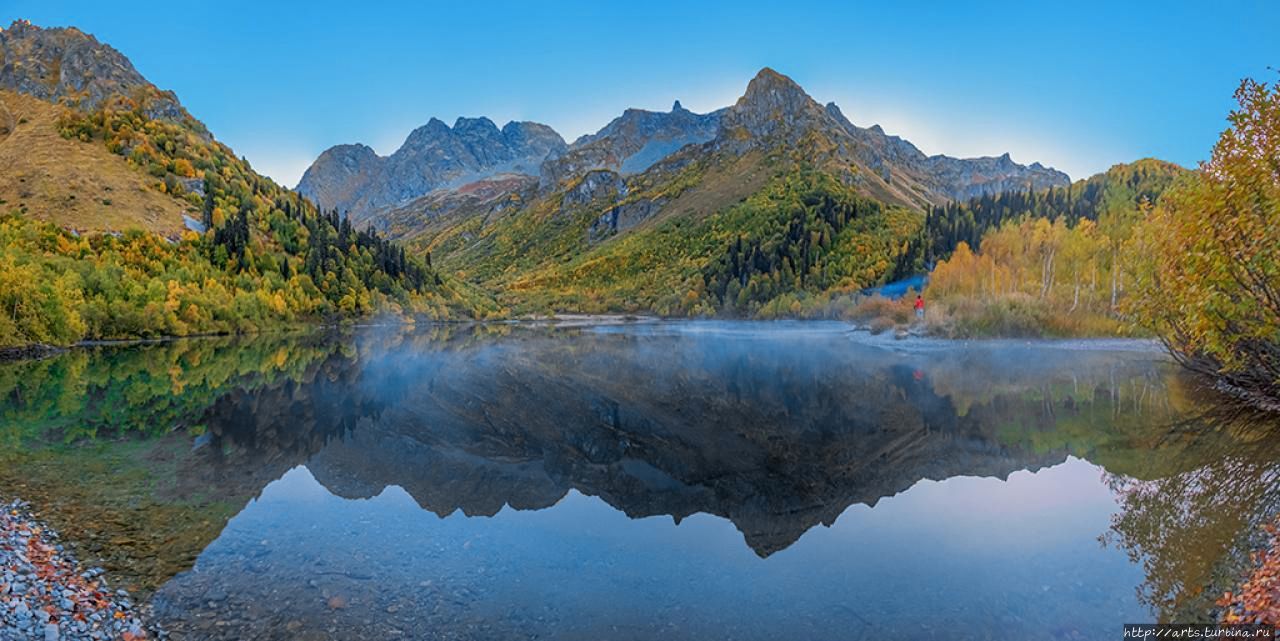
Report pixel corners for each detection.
[928,294,1129,338]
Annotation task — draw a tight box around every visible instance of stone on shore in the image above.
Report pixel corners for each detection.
[1,499,154,640]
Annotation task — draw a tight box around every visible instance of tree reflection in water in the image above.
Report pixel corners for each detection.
[4,322,1280,628]
[1104,405,1280,622]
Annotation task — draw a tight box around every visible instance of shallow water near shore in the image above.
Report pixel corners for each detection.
[2,321,1278,640]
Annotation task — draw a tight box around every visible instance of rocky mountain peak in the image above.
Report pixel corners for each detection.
[711,68,1070,207]
[0,19,186,121]
[5,19,36,34]
[298,114,566,220]
[321,143,379,166]
[398,121,440,153]
[540,101,724,187]
[450,117,509,165]
[501,121,566,158]
[453,116,499,133]
[717,67,834,147]
[737,67,815,114]
[293,144,385,218]
[404,118,451,144]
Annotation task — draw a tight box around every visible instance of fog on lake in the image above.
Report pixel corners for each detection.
[2,322,1278,640]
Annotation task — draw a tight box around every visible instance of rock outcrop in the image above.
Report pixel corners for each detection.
[371,173,538,237]
[0,20,185,121]
[717,67,833,147]
[297,116,566,224]
[560,169,626,211]
[540,100,723,188]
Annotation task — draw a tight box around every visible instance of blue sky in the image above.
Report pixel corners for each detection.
[6,1,1276,187]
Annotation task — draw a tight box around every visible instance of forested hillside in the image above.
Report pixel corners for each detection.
[439,164,925,318]
[0,22,489,348]
[921,159,1188,337]
[924,158,1186,262]
[407,70,945,318]
[699,171,923,314]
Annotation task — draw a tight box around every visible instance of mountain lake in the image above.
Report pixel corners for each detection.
[2,321,1276,640]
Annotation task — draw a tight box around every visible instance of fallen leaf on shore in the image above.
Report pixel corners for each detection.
[1221,517,1280,623]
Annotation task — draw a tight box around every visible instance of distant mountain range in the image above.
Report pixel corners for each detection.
[324,67,1084,315]
[1,19,1182,321]
[299,68,1069,227]
[297,118,565,225]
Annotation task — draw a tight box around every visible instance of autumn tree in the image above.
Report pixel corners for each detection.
[1127,76,1280,412]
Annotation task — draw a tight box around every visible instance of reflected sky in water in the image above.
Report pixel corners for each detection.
[175,456,1137,641]
[4,322,1275,640]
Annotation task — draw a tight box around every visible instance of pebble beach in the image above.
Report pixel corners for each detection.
[1,500,152,641]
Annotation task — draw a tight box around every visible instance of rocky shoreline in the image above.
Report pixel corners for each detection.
[1,500,154,641]
[0,344,64,363]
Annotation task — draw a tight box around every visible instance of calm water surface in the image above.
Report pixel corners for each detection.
[2,322,1278,640]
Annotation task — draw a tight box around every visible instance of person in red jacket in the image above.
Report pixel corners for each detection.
[914,294,925,320]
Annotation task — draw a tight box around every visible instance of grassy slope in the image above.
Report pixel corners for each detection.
[413,146,922,316]
[0,90,187,235]
[0,84,492,348]
[415,151,767,313]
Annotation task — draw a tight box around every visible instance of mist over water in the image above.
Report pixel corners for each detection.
[2,322,1277,640]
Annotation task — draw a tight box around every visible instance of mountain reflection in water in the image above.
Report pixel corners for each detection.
[2,322,1278,640]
